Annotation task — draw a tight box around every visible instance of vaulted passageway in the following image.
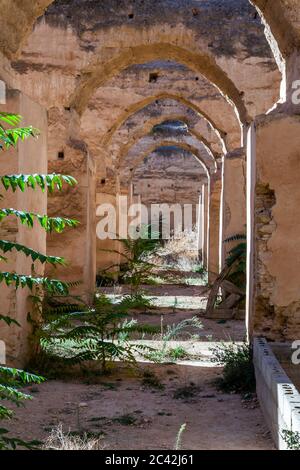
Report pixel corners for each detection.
[1,0,300,451]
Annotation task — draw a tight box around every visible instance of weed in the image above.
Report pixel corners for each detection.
[210,342,255,393]
[173,383,200,400]
[282,429,300,450]
[142,370,165,389]
[167,346,189,360]
[43,424,104,450]
[113,414,137,426]
[174,423,187,450]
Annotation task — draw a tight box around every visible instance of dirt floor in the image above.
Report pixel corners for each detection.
[130,312,246,342]
[6,282,272,450]
[99,283,208,297]
[7,363,274,450]
[99,284,246,342]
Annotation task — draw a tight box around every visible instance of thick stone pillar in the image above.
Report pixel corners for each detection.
[220,148,246,267]
[96,192,120,274]
[208,167,222,283]
[46,138,96,299]
[0,89,47,367]
[248,111,300,341]
[198,183,208,268]
[197,193,203,256]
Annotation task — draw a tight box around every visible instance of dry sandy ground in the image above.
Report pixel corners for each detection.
[7,364,274,450]
[130,311,246,342]
[100,284,246,342]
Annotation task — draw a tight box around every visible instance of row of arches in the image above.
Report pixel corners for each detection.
[1,0,300,368]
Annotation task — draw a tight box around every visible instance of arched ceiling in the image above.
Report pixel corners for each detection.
[1,0,298,61]
[3,0,284,126]
[69,43,249,123]
[107,99,224,158]
[81,64,243,152]
[120,135,216,181]
[99,93,230,149]
[117,116,221,167]
[251,0,300,62]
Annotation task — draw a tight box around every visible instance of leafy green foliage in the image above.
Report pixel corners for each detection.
[168,346,189,361]
[162,316,203,342]
[210,342,255,393]
[0,112,78,292]
[0,362,44,450]
[0,272,68,294]
[99,224,162,294]
[0,314,20,327]
[0,112,37,149]
[0,173,77,193]
[0,112,78,449]
[145,317,202,363]
[224,234,246,290]
[41,294,153,372]
[118,293,152,311]
[282,429,300,450]
[0,240,65,266]
[0,208,78,232]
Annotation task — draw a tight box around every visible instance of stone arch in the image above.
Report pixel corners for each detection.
[120,138,215,184]
[251,0,300,60]
[2,1,296,75]
[70,43,249,124]
[101,92,230,151]
[107,100,225,158]
[0,0,53,58]
[117,118,220,174]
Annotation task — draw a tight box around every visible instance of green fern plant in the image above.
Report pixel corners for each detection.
[0,111,78,449]
[99,224,162,294]
[224,234,246,290]
[0,355,44,450]
[40,293,153,373]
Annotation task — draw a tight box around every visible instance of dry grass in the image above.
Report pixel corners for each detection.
[151,228,200,272]
[43,424,104,450]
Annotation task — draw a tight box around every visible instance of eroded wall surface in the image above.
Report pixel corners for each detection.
[251,113,300,340]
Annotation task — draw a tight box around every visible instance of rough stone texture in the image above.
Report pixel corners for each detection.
[1,0,300,366]
[89,64,240,153]
[0,1,280,298]
[8,0,280,121]
[120,133,215,182]
[252,112,300,340]
[131,147,207,229]
[221,148,247,265]
[254,337,300,450]
[208,168,222,282]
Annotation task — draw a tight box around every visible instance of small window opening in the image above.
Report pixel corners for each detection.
[149,72,158,83]
[101,179,106,185]
[57,151,65,160]
[128,13,134,19]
